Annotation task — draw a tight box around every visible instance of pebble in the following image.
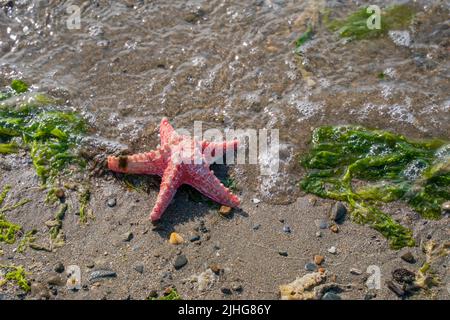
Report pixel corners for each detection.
[86,262,95,269]
[387,280,405,297]
[278,251,288,257]
[442,201,450,212]
[316,219,328,229]
[314,255,324,265]
[221,287,232,295]
[330,224,339,233]
[350,268,363,275]
[392,268,416,284]
[219,206,232,216]
[46,273,64,286]
[209,263,221,275]
[282,225,291,233]
[330,202,347,223]
[31,282,50,300]
[305,263,317,272]
[169,232,184,245]
[315,231,322,237]
[134,265,144,274]
[252,224,261,230]
[122,231,133,242]
[322,292,341,300]
[400,252,416,264]
[189,235,200,242]
[54,262,64,273]
[252,198,261,204]
[107,198,117,207]
[148,290,158,298]
[327,246,337,254]
[173,255,188,270]
[89,270,117,281]
[232,284,243,293]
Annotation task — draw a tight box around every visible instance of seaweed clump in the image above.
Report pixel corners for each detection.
[0,80,87,183]
[300,126,449,249]
[327,4,415,40]
[0,185,30,245]
[0,265,31,292]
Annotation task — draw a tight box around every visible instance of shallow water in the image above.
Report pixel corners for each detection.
[0,0,449,204]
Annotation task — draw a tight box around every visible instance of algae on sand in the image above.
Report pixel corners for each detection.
[326,4,415,40]
[300,126,449,249]
[0,264,31,292]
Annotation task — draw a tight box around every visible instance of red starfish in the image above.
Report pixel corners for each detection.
[107,118,240,221]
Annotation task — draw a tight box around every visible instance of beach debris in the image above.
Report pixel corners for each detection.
[279,272,327,300]
[187,268,218,292]
[327,246,337,254]
[89,269,117,282]
[169,232,184,245]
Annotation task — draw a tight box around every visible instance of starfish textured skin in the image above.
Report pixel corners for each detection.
[107,118,240,221]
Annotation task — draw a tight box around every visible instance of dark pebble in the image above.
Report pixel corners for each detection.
[252,224,261,230]
[392,268,416,284]
[330,202,347,223]
[122,231,134,242]
[387,280,405,298]
[322,292,341,300]
[54,262,65,273]
[305,263,317,272]
[190,235,200,242]
[221,287,232,295]
[173,255,188,270]
[400,252,416,264]
[107,198,117,207]
[134,265,144,274]
[278,251,288,257]
[148,290,158,298]
[232,284,243,293]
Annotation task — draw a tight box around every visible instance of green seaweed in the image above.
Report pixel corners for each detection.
[327,4,415,40]
[0,265,31,292]
[0,80,87,184]
[78,188,91,223]
[295,25,314,50]
[0,214,22,244]
[10,80,29,94]
[49,203,68,239]
[300,126,449,249]
[149,288,182,300]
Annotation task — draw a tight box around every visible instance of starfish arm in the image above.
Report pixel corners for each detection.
[160,117,176,146]
[201,139,238,163]
[186,166,240,208]
[107,148,167,175]
[149,161,183,221]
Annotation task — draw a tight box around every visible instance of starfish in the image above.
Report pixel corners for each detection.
[107,118,240,221]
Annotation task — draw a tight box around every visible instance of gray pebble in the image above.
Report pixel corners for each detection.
[189,235,200,242]
[134,265,144,274]
[173,255,188,270]
[122,231,134,242]
[252,224,261,230]
[322,292,341,300]
[107,198,117,207]
[330,202,347,223]
[305,263,317,272]
[89,270,117,281]
[282,225,291,233]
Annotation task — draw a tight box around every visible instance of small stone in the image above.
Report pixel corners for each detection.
[316,219,328,229]
[282,225,291,233]
[55,189,65,199]
[232,284,243,293]
[169,232,184,245]
[173,255,188,270]
[330,224,339,233]
[220,287,232,295]
[400,252,416,264]
[107,198,117,207]
[350,268,363,275]
[252,198,261,204]
[330,202,347,223]
[148,290,158,298]
[209,263,221,275]
[134,265,144,274]
[322,292,341,300]
[314,255,325,265]
[327,246,337,254]
[252,224,261,230]
[392,268,416,284]
[189,235,200,242]
[86,262,95,269]
[31,282,50,300]
[54,262,64,273]
[387,280,405,297]
[305,263,317,272]
[442,201,450,212]
[315,231,322,237]
[121,231,133,242]
[318,267,326,274]
[46,273,64,286]
[219,206,232,216]
[278,251,288,257]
